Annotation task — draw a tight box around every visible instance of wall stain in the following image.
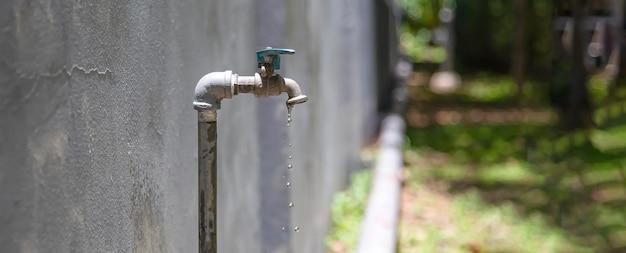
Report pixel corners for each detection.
[129,158,168,253]
[132,200,167,253]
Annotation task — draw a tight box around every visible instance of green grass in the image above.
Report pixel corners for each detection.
[400,150,592,253]
[411,74,550,107]
[450,192,589,253]
[404,122,626,252]
[406,124,550,164]
[399,189,590,253]
[462,75,518,103]
[327,74,626,251]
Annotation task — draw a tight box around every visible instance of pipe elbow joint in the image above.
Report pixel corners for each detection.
[193,71,235,111]
[282,78,308,106]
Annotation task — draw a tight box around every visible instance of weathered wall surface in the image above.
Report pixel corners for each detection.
[0,0,375,252]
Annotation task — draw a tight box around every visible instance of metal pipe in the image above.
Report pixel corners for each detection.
[193,48,306,253]
[198,110,217,253]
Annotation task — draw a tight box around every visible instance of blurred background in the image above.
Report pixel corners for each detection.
[329,0,626,253]
[1,0,626,253]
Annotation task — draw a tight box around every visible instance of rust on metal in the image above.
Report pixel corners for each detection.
[198,113,217,253]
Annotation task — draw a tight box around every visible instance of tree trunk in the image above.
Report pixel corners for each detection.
[513,0,527,99]
[552,0,593,130]
[566,0,593,129]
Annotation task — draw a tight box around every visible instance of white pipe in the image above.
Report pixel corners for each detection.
[356,114,405,253]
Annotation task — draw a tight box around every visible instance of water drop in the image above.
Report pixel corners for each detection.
[286,182,291,187]
[281,226,286,231]
[288,202,294,207]
[287,164,293,169]
[288,155,293,160]
[294,226,300,232]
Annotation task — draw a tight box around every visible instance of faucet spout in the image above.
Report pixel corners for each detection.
[282,78,308,105]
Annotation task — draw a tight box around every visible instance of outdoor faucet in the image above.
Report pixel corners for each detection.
[192,48,307,253]
[193,47,308,111]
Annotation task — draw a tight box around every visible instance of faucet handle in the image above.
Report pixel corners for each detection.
[256,47,295,71]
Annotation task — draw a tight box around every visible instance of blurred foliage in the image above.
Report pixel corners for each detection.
[399,26,447,64]
[456,0,553,74]
[401,66,626,251]
[396,0,626,251]
[326,94,626,252]
[399,0,452,64]
[398,186,590,253]
[400,0,554,77]
[406,124,537,164]
[448,192,588,253]
[401,151,585,253]
[589,75,611,105]
[404,119,626,251]
[465,74,547,105]
[409,74,551,107]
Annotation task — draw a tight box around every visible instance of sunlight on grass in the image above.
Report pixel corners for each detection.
[462,76,517,103]
[399,149,590,253]
[404,122,626,251]
[399,187,591,253]
[452,192,588,253]
[591,124,626,152]
[327,117,626,252]
[476,161,543,184]
[588,75,610,105]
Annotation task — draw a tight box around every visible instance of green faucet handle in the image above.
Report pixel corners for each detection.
[256,47,295,70]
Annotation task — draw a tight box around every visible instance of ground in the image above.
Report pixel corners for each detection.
[326,74,626,253]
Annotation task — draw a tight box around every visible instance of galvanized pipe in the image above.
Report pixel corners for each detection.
[198,110,217,253]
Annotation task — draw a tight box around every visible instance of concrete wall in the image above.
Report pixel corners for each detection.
[0,0,376,252]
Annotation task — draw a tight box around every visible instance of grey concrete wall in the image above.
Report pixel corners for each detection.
[0,0,376,252]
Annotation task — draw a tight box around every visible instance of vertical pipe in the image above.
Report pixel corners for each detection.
[198,110,217,253]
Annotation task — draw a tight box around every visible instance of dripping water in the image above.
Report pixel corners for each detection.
[285,105,299,232]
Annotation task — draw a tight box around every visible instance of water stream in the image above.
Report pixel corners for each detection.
[285,105,300,232]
